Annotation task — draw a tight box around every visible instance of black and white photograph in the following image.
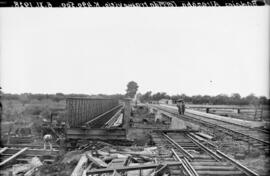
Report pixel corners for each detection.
[0,2,269,176]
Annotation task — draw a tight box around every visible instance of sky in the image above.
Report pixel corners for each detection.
[0,7,269,97]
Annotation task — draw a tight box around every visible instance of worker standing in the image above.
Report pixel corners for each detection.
[43,134,53,150]
[182,101,185,115]
[176,99,183,116]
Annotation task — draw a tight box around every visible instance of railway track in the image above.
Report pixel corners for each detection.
[151,130,258,176]
[151,104,270,148]
[0,147,59,168]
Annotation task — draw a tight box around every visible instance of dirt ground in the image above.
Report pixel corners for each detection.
[212,134,270,175]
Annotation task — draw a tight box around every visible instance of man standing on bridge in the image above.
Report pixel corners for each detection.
[176,99,183,116]
[182,101,185,115]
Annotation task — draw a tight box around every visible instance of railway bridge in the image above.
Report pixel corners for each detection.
[65,97,133,146]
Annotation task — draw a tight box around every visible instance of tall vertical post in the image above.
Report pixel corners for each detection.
[123,98,132,129]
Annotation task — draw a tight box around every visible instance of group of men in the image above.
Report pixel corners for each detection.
[176,99,185,115]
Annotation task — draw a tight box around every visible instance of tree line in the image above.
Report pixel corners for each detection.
[1,93,125,103]
[139,92,269,106]
[0,81,137,103]
[1,80,269,106]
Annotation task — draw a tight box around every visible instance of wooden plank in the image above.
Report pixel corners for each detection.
[86,153,108,168]
[71,154,88,176]
[24,157,43,176]
[0,147,28,167]
[195,132,213,140]
[86,162,182,175]
[2,148,59,156]
[3,144,60,149]
[107,158,127,168]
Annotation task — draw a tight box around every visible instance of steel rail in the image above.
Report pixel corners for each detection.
[153,130,259,176]
[104,106,124,128]
[85,105,122,126]
[183,157,199,176]
[171,149,193,176]
[216,150,259,176]
[184,111,270,140]
[189,133,217,149]
[153,105,270,146]
[157,104,262,132]
[185,134,222,161]
[185,113,270,145]
[162,133,194,161]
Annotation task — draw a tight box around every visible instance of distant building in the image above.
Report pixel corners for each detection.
[159,99,173,104]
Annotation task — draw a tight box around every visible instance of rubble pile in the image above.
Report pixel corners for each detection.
[0,140,165,176]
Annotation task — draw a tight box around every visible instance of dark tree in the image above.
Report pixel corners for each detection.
[140,91,152,102]
[126,81,139,98]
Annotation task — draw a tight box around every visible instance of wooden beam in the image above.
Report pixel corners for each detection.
[86,162,182,175]
[111,170,121,176]
[152,164,168,176]
[2,148,59,156]
[71,154,88,176]
[153,129,199,133]
[0,147,28,167]
[86,153,108,168]
[3,144,60,149]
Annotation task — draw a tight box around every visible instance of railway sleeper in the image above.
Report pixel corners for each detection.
[192,165,238,171]
[191,161,231,166]
[196,170,245,176]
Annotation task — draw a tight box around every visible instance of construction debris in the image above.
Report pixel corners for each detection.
[71,154,88,176]
[12,157,42,176]
[86,153,108,168]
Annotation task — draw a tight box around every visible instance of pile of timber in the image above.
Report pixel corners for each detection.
[0,146,60,176]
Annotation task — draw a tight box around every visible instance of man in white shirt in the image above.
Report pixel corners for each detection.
[43,134,53,150]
